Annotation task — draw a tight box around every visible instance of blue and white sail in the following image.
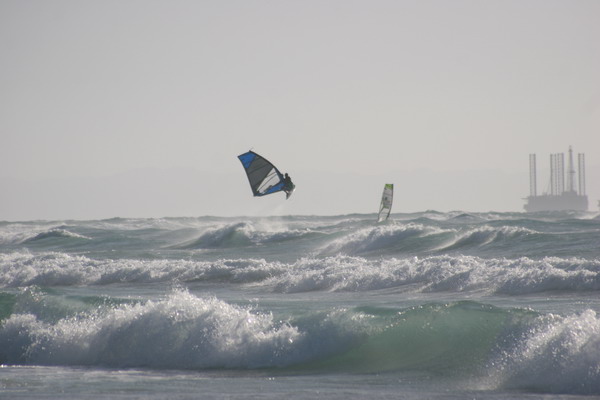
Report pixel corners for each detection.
[377,184,394,222]
[238,151,294,198]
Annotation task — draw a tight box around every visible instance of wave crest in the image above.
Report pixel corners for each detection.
[0,252,285,287]
[2,252,600,295]
[175,222,317,249]
[2,289,600,395]
[488,309,600,394]
[0,290,302,369]
[0,226,90,245]
[319,223,448,256]
[264,255,600,294]
[436,226,537,251]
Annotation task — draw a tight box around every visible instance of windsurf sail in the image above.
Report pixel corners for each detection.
[238,150,293,198]
[377,183,394,222]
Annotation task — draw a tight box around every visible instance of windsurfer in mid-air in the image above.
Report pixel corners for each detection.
[283,173,293,191]
[237,150,295,199]
[283,173,295,199]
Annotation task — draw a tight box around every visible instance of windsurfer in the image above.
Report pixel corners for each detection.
[283,173,293,191]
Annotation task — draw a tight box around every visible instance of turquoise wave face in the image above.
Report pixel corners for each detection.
[289,301,518,375]
[2,289,599,395]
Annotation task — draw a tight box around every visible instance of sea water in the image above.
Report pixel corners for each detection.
[1,211,600,399]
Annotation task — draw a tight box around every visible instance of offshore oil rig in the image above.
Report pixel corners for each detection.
[524,146,588,212]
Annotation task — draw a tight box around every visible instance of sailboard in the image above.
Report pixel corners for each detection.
[237,150,294,199]
[377,183,393,222]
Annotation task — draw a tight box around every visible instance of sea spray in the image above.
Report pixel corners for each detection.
[0,290,301,369]
[0,252,286,287]
[263,255,600,294]
[0,291,536,375]
[175,221,318,249]
[2,252,600,295]
[486,309,600,395]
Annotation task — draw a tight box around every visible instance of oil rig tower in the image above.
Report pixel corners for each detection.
[524,146,588,212]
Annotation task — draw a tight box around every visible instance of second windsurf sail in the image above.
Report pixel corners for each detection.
[377,183,393,222]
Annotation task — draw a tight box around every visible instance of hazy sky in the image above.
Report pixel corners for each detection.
[1,0,599,220]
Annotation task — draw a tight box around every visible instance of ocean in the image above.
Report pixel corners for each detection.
[1,211,600,399]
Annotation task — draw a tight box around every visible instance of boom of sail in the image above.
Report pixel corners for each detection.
[377,183,394,222]
[238,150,293,198]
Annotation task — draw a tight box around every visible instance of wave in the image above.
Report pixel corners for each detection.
[1,214,599,260]
[175,222,256,248]
[318,223,451,256]
[263,255,600,294]
[447,212,486,222]
[314,221,595,258]
[0,290,302,369]
[174,222,320,249]
[0,252,286,287]
[2,252,600,295]
[484,308,600,394]
[1,291,599,394]
[0,226,90,245]
[315,219,599,259]
[23,228,91,243]
[436,226,538,251]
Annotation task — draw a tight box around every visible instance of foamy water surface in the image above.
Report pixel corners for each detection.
[1,211,600,399]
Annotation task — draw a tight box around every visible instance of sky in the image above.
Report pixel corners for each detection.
[1,0,599,220]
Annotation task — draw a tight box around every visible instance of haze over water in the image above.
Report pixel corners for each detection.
[2,0,599,220]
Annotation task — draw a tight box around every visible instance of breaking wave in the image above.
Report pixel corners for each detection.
[1,290,599,394]
[0,290,302,369]
[436,226,538,251]
[2,252,599,295]
[0,252,285,287]
[0,227,90,245]
[1,214,598,259]
[485,308,600,394]
[1,212,599,396]
[175,222,319,249]
[318,223,450,256]
[264,255,600,294]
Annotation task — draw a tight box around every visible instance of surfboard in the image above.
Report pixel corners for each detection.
[285,184,295,199]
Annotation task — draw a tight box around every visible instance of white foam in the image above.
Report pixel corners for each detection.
[2,252,599,296]
[0,252,286,287]
[0,290,303,369]
[489,309,600,394]
[264,255,600,294]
